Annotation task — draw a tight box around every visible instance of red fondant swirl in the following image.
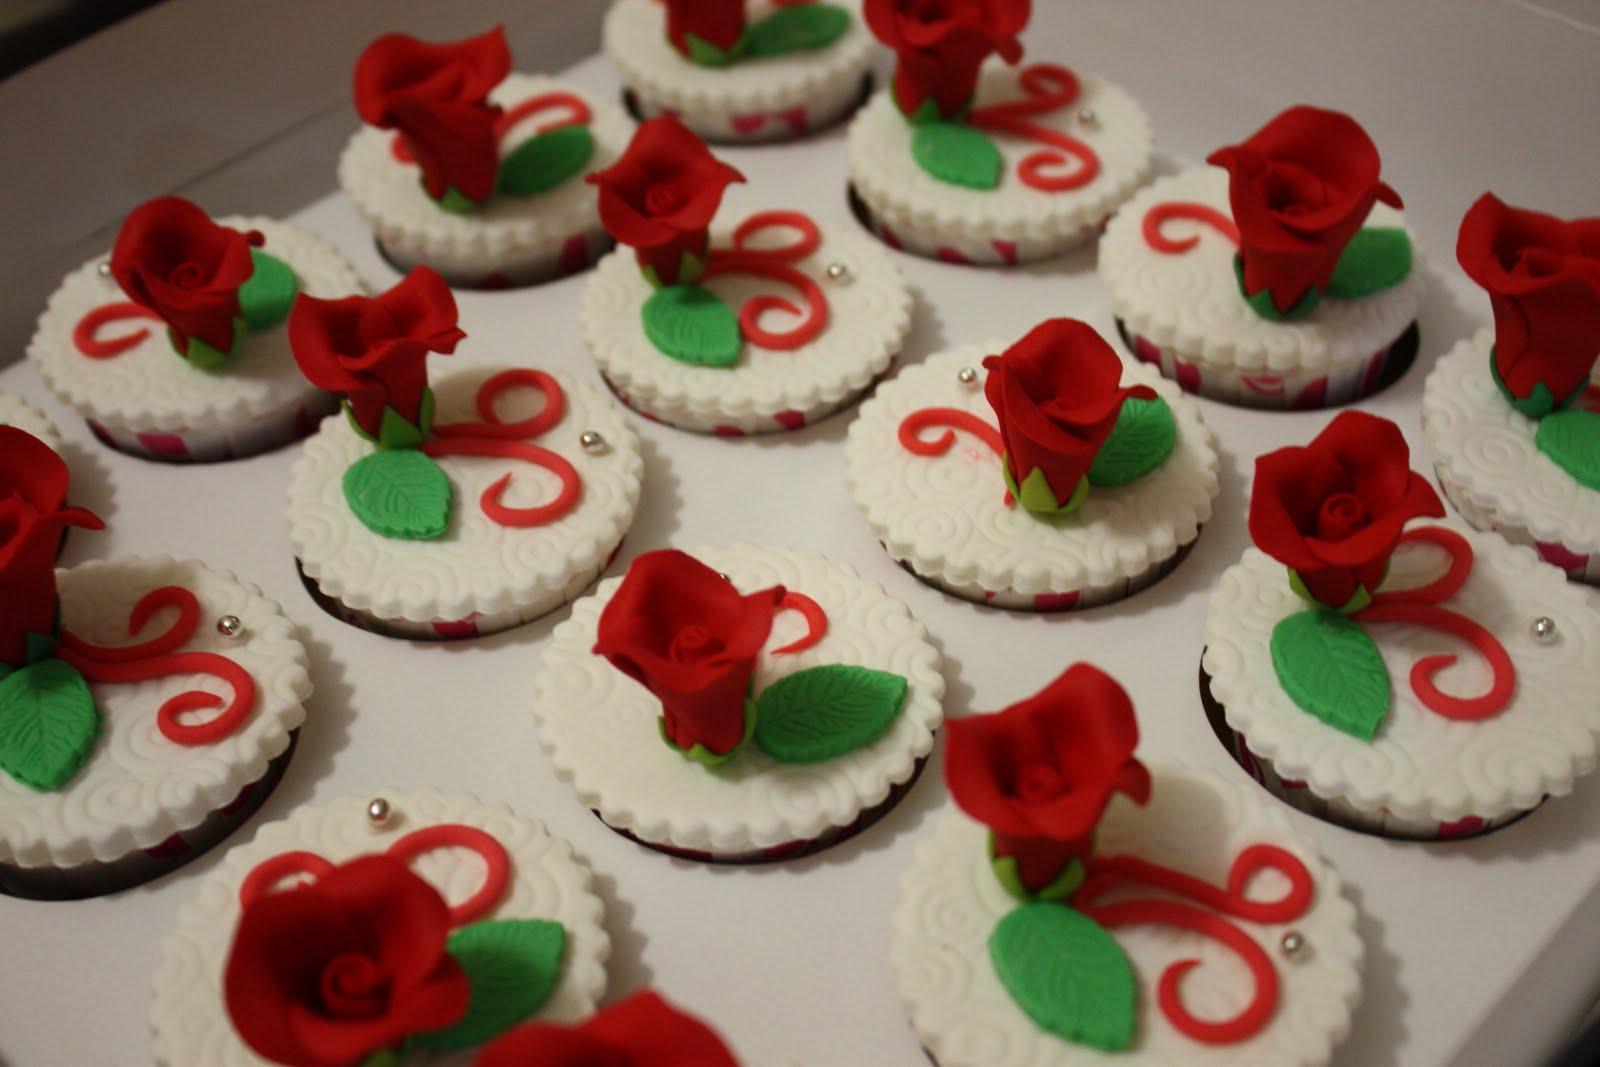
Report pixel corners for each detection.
[897,407,1014,507]
[72,302,161,358]
[391,91,594,164]
[424,369,583,528]
[57,585,257,747]
[966,64,1100,192]
[1142,203,1241,254]
[771,591,828,655]
[1072,844,1314,1045]
[704,211,829,351]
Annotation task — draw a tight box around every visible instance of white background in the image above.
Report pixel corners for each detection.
[2,3,1599,1066]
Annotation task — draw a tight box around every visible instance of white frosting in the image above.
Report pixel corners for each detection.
[28,219,360,450]
[848,67,1153,265]
[893,765,1363,1067]
[150,790,610,1066]
[582,219,910,433]
[1202,519,1600,829]
[535,545,944,857]
[1100,169,1425,398]
[605,0,875,143]
[845,345,1218,607]
[287,366,642,635]
[0,392,60,451]
[339,74,633,286]
[0,557,311,869]
[1423,328,1600,580]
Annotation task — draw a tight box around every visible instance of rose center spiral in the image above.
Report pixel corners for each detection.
[669,624,723,662]
[318,952,389,1019]
[1315,491,1370,540]
[644,186,687,216]
[1015,761,1065,802]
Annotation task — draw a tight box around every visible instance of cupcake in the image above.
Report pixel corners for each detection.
[605,0,875,143]
[151,790,609,1066]
[536,546,944,862]
[285,268,642,640]
[479,991,745,1066]
[1202,412,1600,838]
[28,197,360,461]
[0,429,311,899]
[848,1,1153,265]
[1101,106,1424,409]
[583,116,910,434]
[893,664,1363,1065]
[1423,193,1600,582]
[846,319,1219,610]
[0,392,60,451]
[339,26,634,288]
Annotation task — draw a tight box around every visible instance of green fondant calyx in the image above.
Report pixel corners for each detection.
[178,318,247,370]
[752,664,908,763]
[990,849,1085,904]
[342,449,453,541]
[431,186,481,215]
[911,121,1003,190]
[0,657,100,792]
[685,33,744,67]
[1234,257,1319,322]
[641,284,742,367]
[1287,568,1376,615]
[357,1052,399,1067]
[1002,462,1090,517]
[1327,227,1413,298]
[1490,349,1567,420]
[658,696,758,766]
[412,918,566,1052]
[989,903,1138,1052]
[1087,396,1177,487]
[1270,608,1390,740]
[237,250,299,331]
[348,391,437,451]
[1534,409,1600,490]
[498,126,595,198]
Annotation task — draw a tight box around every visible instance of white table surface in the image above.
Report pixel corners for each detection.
[2,4,1599,1066]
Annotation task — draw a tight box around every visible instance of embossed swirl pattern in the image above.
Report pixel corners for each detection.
[0,393,60,450]
[287,367,642,624]
[151,790,610,1066]
[892,766,1363,1067]
[1202,521,1600,823]
[0,558,311,867]
[1101,169,1426,375]
[535,546,945,853]
[1423,330,1600,554]
[583,223,911,428]
[846,347,1219,596]
[27,218,361,428]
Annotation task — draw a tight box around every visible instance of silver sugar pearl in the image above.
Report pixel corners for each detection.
[1532,616,1557,643]
[216,615,243,639]
[1077,107,1099,129]
[367,797,392,828]
[826,261,852,283]
[957,366,979,386]
[579,430,607,454]
[97,259,112,277]
[718,572,731,581]
[1280,930,1309,960]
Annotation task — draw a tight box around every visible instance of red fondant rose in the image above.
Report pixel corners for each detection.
[353,28,512,204]
[289,266,465,440]
[0,429,103,670]
[983,319,1156,510]
[945,663,1150,895]
[661,0,747,56]
[1457,193,1600,414]
[110,196,262,354]
[587,116,746,286]
[1250,411,1444,610]
[1207,106,1402,315]
[864,0,1031,119]
[223,855,471,1067]
[593,550,784,757]
[476,990,742,1067]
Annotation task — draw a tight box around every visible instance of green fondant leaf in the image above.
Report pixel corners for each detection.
[342,449,452,541]
[237,250,298,331]
[1270,609,1390,740]
[0,658,99,792]
[657,697,757,766]
[744,3,851,57]
[911,121,1003,190]
[989,904,1137,1052]
[991,849,1084,903]
[685,32,742,67]
[1234,257,1319,322]
[1088,396,1177,487]
[641,285,742,367]
[498,125,596,197]
[182,318,246,369]
[1490,351,1567,419]
[1535,409,1600,490]
[434,186,480,215]
[1002,462,1089,517]
[906,97,946,125]
[413,919,566,1051]
[753,665,907,764]
[1327,227,1413,298]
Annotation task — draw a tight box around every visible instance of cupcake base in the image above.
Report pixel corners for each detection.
[1115,319,1420,411]
[371,227,613,291]
[85,392,335,463]
[620,73,873,144]
[0,732,297,901]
